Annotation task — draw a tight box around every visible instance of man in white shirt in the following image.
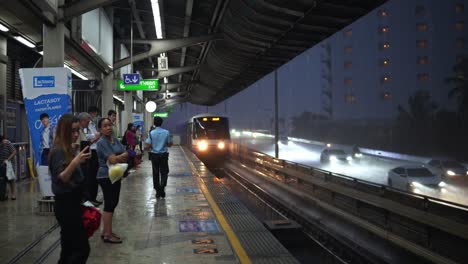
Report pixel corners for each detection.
[77,112,101,206]
[39,113,55,166]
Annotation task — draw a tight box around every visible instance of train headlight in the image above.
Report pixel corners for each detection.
[198,141,208,151]
[438,181,447,188]
[411,181,423,188]
[346,156,353,161]
[354,153,363,158]
[218,142,225,150]
[329,155,337,161]
[446,170,456,176]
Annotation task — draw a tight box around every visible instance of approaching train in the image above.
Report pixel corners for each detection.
[187,114,230,157]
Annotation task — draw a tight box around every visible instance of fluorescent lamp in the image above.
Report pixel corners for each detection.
[14,36,35,48]
[39,51,44,55]
[164,77,168,84]
[113,95,125,104]
[150,0,163,39]
[0,23,9,32]
[64,64,88,80]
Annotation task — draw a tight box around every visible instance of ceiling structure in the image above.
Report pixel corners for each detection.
[0,0,387,108]
[113,0,388,108]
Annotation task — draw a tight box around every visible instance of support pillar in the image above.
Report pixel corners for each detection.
[123,91,133,130]
[43,0,65,67]
[0,36,7,136]
[274,70,279,159]
[101,72,114,117]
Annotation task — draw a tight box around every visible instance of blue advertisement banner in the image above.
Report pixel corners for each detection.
[19,68,72,197]
[19,68,72,166]
[179,220,220,233]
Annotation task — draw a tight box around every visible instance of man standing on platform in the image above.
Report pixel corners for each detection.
[77,112,102,206]
[108,110,119,139]
[145,117,173,199]
[39,113,54,166]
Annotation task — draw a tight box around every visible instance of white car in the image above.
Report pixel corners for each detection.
[387,165,445,191]
[427,159,468,179]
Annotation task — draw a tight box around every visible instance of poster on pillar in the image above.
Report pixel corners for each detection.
[19,67,72,197]
[133,113,144,135]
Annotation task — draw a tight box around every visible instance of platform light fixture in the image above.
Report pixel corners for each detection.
[145,101,157,112]
[113,95,125,104]
[64,64,88,80]
[0,22,9,32]
[150,0,163,39]
[14,36,35,48]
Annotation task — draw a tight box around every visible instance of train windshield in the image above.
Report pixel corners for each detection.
[193,117,230,140]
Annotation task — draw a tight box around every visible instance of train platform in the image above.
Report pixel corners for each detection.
[0,146,298,264]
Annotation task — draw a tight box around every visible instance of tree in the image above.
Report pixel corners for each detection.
[447,57,468,124]
[397,90,438,121]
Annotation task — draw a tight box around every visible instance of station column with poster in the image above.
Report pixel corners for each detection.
[19,67,72,197]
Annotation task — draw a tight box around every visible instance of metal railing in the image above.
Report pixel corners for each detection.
[229,142,468,264]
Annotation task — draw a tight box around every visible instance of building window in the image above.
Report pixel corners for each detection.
[345,94,356,103]
[455,21,465,30]
[379,10,388,17]
[344,61,353,69]
[379,26,390,34]
[456,38,465,48]
[417,56,429,65]
[382,92,392,101]
[416,23,428,32]
[381,59,390,66]
[416,40,428,48]
[417,73,429,81]
[344,78,353,85]
[344,46,353,53]
[456,3,464,13]
[380,42,390,50]
[415,5,426,16]
[344,29,353,37]
[382,76,391,83]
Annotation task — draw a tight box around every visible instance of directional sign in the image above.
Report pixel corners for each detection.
[123,73,140,85]
[72,80,99,91]
[153,112,169,118]
[117,79,158,91]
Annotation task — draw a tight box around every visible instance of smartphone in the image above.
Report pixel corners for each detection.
[80,141,90,153]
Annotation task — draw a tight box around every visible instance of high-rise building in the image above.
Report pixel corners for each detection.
[326,0,467,119]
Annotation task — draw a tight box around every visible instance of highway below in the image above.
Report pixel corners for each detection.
[232,135,468,206]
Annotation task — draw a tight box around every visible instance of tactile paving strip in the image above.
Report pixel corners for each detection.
[216,202,251,215]
[227,214,266,232]
[237,231,291,257]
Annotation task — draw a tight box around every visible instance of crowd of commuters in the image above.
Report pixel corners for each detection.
[1,107,174,263]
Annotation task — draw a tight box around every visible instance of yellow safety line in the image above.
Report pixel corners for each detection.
[180,146,252,264]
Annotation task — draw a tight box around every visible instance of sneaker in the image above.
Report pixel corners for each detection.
[155,193,161,199]
[161,191,166,198]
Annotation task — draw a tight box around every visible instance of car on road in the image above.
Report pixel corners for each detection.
[320,148,352,163]
[387,165,445,191]
[427,159,468,179]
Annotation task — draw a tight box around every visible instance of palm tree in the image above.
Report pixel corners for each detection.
[397,90,438,121]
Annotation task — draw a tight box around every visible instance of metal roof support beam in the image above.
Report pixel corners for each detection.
[63,0,119,20]
[140,65,200,79]
[179,0,194,82]
[158,82,188,92]
[114,35,218,70]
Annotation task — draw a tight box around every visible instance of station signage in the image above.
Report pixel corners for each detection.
[117,79,158,91]
[153,112,169,118]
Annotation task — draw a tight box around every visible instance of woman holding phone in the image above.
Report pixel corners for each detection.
[49,114,91,263]
[96,117,128,243]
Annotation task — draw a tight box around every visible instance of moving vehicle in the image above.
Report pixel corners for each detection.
[320,148,353,163]
[387,165,445,191]
[187,114,230,157]
[427,158,468,179]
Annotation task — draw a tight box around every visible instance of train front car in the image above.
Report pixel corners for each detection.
[188,114,230,159]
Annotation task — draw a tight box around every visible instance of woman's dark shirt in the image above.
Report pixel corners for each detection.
[49,147,85,195]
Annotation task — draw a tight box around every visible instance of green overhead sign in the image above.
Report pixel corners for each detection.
[117,79,158,91]
[153,112,169,118]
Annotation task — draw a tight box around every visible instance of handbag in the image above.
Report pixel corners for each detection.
[5,160,15,181]
[81,205,101,238]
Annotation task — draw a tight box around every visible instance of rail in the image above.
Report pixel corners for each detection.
[229,142,468,264]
